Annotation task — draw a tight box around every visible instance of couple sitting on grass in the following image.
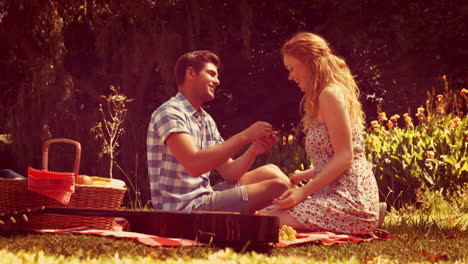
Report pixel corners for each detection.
[147,32,386,235]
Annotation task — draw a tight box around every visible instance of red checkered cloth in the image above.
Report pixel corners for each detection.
[34,224,392,247]
[27,167,75,205]
[35,227,205,247]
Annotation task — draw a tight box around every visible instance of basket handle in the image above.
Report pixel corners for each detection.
[42,138,81,176]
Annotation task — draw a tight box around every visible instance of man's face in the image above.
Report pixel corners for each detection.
[193,62,220,103]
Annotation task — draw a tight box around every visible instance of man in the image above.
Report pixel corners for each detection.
[147,50,292,214]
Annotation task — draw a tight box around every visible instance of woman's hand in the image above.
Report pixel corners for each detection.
[289,167,316,185]
[272,186,308,209]
[289,170,304,185]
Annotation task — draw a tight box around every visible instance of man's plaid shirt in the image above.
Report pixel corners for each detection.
[147,92,224,210]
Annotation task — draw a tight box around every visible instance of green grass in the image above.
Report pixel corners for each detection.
[0,189,466,263]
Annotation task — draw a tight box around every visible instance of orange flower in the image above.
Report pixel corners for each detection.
[426,151,435,159]
[441,75,446,81]
[449,117,461,128]
[415,132,421,140]
[461,88,468,96]
[368,137,376,147]
[416,107,426,121]
[370,120,380,129]
[378,112,388,123]
[403,113,413,127]
[437,94,443,102]
[390,114,400,122]
[387,120,394,130]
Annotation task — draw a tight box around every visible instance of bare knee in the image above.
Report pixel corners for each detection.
[241,164,292,187]
[260,164,293,186]
[246,178,290,213]
[259,164,285,178]
[269,178,289,194]
[247,177,289,199]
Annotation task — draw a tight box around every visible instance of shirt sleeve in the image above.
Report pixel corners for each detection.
[207,115,224,145]
[153,105,190,144]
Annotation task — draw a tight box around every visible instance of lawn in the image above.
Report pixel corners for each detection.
[0,190,466,263]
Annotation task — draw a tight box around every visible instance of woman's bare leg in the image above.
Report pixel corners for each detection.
[261,207,308,230]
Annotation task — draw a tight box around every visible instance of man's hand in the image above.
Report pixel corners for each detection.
[272,186,308,209]
[243,121,274,143]
[249,131,278,155]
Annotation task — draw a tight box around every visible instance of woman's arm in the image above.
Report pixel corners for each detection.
[301,86,354,194]
[273,86,354,208]
[289,167,316,185]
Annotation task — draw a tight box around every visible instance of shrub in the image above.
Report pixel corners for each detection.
[253,126,311,177]
[365,81,467,206]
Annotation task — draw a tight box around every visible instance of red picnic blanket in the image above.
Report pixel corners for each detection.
[35,227,392,247]
[35,227,204,246]
[275,229,393,247]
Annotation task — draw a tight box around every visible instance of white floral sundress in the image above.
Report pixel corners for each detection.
[288,120,380,234]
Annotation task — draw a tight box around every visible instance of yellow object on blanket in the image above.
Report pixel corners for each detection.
[279,225,297,241]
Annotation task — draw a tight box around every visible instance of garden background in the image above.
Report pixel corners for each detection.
[0,0,466,208]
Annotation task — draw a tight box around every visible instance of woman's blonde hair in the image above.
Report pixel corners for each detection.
[281,32,365,131]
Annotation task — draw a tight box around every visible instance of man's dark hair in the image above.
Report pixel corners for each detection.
[174,50,220,86]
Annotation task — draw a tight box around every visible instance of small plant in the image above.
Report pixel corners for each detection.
[91,85,133,179]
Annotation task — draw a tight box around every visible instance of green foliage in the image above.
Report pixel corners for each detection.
[254,127,311,176]
[384,187,467,238]
[365,87,467,207]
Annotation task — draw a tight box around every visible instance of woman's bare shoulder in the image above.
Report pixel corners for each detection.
[317,85,347,122]
[318,85,345,105]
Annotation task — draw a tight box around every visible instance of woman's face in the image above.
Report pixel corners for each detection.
[283,54,309,92]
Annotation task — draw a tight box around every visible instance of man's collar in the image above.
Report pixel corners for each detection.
[176,92,206,117]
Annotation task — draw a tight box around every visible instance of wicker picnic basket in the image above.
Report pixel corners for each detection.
[0,138,126,231]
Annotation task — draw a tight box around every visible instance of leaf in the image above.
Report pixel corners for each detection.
[442,155,457,166]
[422,172,435,185]
[458,160,468,174]
[421,250,449,262]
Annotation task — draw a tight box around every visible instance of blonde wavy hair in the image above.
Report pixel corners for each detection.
[281,32,365,131]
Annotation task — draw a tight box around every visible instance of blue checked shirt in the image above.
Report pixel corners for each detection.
[147,92,224,210]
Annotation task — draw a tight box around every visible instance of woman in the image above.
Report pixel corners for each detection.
[263,32,384,234]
